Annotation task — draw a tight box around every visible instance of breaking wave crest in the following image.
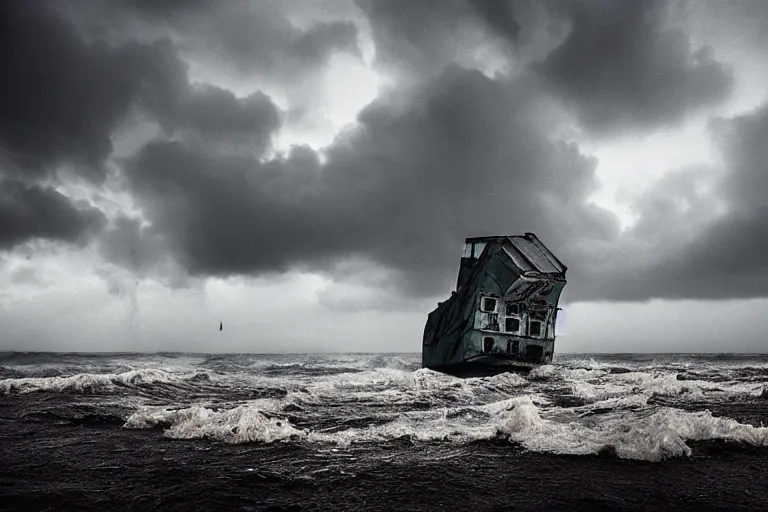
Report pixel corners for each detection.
[496,397,768,461]
[4,352,768,462]
[122,395,768,462]
[124,404,304,443]
[0,369,208,394]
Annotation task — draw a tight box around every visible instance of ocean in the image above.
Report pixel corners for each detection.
[1,352,767,511]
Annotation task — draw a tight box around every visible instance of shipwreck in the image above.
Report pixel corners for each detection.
[422,233,567,376]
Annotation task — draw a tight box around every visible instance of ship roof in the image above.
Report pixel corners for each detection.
[465,233,567,276]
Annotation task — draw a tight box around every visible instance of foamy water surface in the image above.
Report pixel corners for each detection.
[2,352,767,462]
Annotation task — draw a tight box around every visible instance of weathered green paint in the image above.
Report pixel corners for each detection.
[422,234,567,375]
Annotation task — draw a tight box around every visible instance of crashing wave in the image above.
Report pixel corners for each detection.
[124,404,304,443]
[404,368,461,390]
[299,396,768,461]
[495,396,768,461]
[6,352,768,463]
[0,369,204,394]
[566,371,764,402]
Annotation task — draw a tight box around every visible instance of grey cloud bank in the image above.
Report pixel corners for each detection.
[1,0,768,351]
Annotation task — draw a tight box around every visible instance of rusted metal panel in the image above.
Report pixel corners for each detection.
[507,236,564,275]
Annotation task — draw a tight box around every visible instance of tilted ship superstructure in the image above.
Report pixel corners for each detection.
[422,233,567,376]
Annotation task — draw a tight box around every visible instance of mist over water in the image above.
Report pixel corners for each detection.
[2,352,767,462]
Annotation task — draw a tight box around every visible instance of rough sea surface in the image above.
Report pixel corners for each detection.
[2,352,768,511]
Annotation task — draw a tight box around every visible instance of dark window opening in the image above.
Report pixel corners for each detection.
[505,317,520,333]
[481,297,497,312]
[486,313,500,331]
[483,337,494,353]
[529,321,542,337]
[525,344,544,362]
[507,339,519,355]
[505,303,520,316]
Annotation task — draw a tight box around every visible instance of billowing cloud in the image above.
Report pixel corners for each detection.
[572,99,768,301]
[538,0,733,134]
[639,103,768,299]
[0,1,189,251]
[0,1,186,181]
[114,65,618,300]
[163,84,281,155]
[3,0,768,325]
[119,0,362,84]
[357,0,519,79]
[0,180,105,249]
[468,0,521,43]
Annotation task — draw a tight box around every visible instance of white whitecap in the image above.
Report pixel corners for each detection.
[124,404,304,444]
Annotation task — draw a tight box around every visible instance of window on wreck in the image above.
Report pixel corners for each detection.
[505,317,520,333]
[462,242,487,259]
[483,337,494,353]
[504,302,522,334]
[481,296,497,313]
[529,320,542,337]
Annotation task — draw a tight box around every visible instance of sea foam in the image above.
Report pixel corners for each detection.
[0,369,196,394]
[495,396,768,461]
[124,404,304,443]
[6,352,768,462]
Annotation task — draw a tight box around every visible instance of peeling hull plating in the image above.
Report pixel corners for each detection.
[422,233,567,377]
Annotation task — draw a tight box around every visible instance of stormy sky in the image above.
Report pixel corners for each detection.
[2,0,768,353]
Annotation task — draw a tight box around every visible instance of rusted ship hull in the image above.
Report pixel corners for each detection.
[427,357,541,378]
[422,234,567,376]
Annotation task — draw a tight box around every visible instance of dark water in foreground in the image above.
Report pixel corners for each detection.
[1,352,767,511]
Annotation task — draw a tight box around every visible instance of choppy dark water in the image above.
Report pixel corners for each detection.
[2,352,768,511]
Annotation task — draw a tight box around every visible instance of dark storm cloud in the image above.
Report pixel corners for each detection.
[0,1,187,181]
[120,0,361,80]
[107,0,766,306]
[341,0,768,304]
[0,1,191,250]
[4,0,766,308]
[646,104,768,300]
[124,0,211,15]
[165,85,281,154]
[99,216,165,277]
[119,65,619,298]
[538,0,733,134]
[119,140,342,277]
[657,209,768,300]
[356,0,516,77]
[572,101,768,302]
[0,1,283,252]
[468,0,521,42]
[0,180,105,249]
[359,0,732,133]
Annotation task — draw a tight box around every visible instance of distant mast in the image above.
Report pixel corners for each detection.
[219,321,223,331]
